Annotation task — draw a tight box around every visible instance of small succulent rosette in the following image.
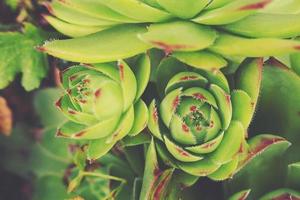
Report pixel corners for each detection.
[55,55,150,160]
[148,57,264,180]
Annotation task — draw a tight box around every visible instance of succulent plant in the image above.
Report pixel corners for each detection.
[55,56,150,160]
[145,56,264,180]
[31,0,300,198]
[40,0,300,64]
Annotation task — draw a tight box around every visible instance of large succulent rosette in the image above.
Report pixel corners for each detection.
[41,0,300,65]
[148,57,263,180]
[55,55,150,160]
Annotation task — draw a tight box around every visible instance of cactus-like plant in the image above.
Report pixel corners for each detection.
[55,55,150,160]
[40,0,300,64]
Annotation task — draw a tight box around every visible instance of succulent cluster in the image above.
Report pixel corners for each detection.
[34,0,300,199]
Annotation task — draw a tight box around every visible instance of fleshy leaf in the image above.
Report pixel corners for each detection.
[210,34,300,57]
[163,135,203,162]
[156,0,210,19]
[193,0,273,25]
[140,139,174,200]
[100,0,172,22]
[117,60,137,111]
[208,157,239,181]
[43,15,111,38]
[209,121,243,165]
[222,13,300,38]
[129,100,149,136]
[231,90,253,130]
[209,84,232,130]
[130,54,151,101]
[87,106,134,160]
[172,51,227,71]
[287,162,300,190]
[228,189,251,200]
[177,158,220,176]
[235,58,263,108]
[260,188,300,200]
[41,25,151,63]
[139,21,217,54]
[159,88,182,127]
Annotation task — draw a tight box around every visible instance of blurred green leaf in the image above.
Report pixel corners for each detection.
[0,23,48,91]
[0,123,33,178]
[29,128,71,178]
[32,175,69,200]
[4,0,19,10]
[251,60,300,164]
[34,88,66,128]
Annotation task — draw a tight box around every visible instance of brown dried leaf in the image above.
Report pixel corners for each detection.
[0,96,13,136]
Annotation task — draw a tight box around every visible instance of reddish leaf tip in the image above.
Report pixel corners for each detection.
[239,0,272,10]
[94,89,102,98]
[36,46,46,52]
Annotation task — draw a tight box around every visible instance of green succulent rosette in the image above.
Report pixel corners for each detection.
[147,57,263,180]
[40,0,300,65]
[55,55,150,160]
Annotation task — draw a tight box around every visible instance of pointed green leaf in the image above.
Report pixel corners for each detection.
[208,157,239,181]
[193,0,272,25]
[56,0,137,23]
[47,0,120,26]
[210,84,232,130]
[235,58,263,106]
[131,54,151,101]
[44,15,111,38]
[231,90,253,130]
[185,132,224,154]
[87,106,134,160]
[156,57,189,96]
[209,121,244,164]
[210,34,300,57]
[148,100,163,141]
[222,13,300,38]
[100,0,172,22]
[163,135,203,162]
[129,100,149,136]
[140,139,158,200]
[42,25,151,63]
[177,158,220,176]
[165,72,208,94]
[160,88,182,127]
[117,60,137,111]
